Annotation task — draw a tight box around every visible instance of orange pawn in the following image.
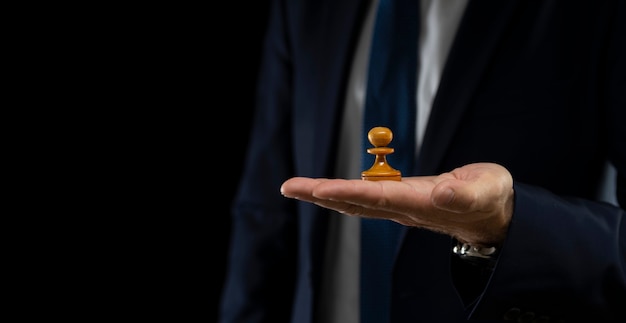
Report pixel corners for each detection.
[361,126,401,181]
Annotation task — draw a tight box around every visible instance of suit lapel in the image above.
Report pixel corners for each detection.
[295,0,369,177]
[416,0,521,175]
[299,0,373,293]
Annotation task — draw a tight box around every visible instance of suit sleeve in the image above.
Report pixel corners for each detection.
[219,0,300,322]
[469,2,626,321]
[470,183,626,322]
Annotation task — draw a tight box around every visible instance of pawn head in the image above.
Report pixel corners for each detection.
[368,126,393,147]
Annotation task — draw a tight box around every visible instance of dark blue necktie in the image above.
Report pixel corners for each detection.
[360,0,418,322]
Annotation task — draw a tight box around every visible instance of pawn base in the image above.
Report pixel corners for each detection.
[361,167,401,181]
[361,174,402,181]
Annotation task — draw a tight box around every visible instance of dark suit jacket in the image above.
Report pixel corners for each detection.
[220,0,626,322]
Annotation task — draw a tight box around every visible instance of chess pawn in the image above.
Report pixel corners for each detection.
[361,126,401,181]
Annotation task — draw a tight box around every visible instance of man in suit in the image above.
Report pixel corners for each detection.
[219,0,625,322]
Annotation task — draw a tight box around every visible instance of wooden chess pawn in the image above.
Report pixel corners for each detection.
[361,126,401,181]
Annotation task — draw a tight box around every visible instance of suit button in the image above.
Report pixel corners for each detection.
[503,307,521,320]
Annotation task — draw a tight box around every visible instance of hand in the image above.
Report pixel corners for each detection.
[280,162,514,247]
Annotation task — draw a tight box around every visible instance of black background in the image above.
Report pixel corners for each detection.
[40,1,270,321]
[213,1,271,321]
[97,2,273,320]
[104,1,273,320]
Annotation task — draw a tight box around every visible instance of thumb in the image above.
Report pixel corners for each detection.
[431,180,477,213]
